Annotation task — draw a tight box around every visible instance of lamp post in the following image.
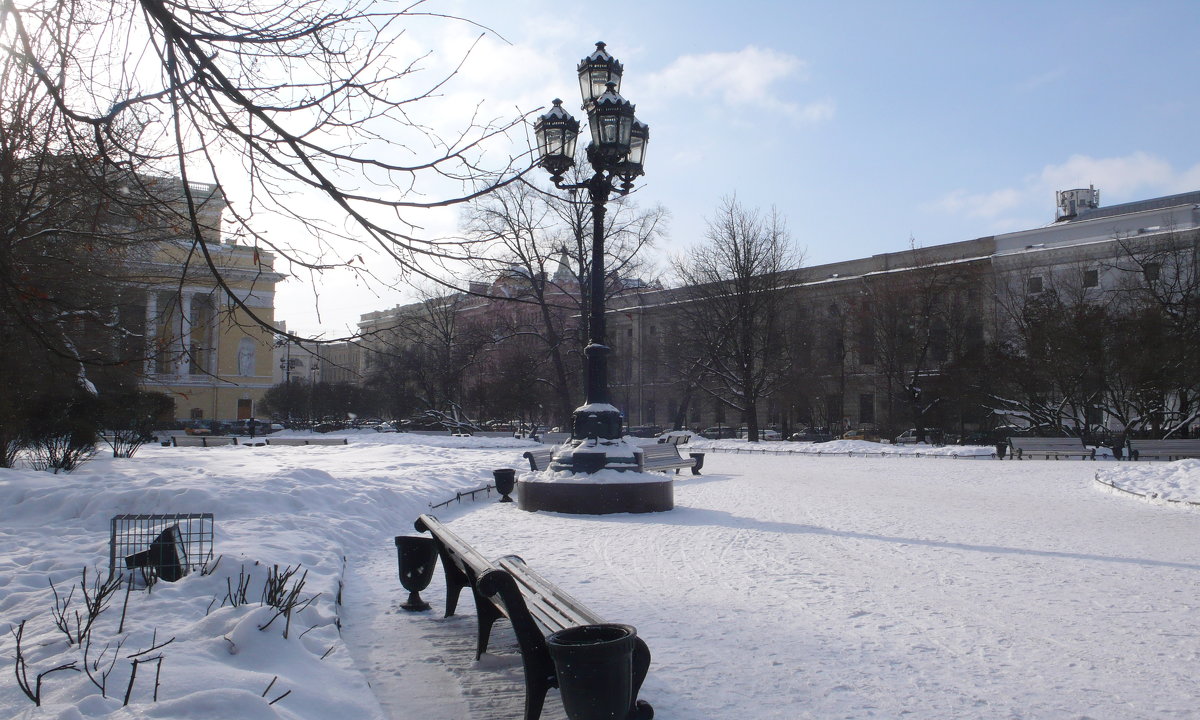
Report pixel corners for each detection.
[534,42,650,474]
[276,337,294,425]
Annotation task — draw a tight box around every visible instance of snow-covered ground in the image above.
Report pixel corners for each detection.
[2,432,1198,719]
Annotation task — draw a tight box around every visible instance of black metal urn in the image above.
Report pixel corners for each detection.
[394,535,437,611]
[547,623,648,720]
[493,468,516,502]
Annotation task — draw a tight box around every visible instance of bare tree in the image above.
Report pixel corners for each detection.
[363,286,490,421]
[988,262,1111,436]
[1,0,534,344]
[859,248,982,441]
[1108,229,1200,437]
[674,197,801,441]
[0,18,177,463]
[462,170,666,428]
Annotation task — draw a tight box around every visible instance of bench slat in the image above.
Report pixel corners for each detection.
[523,446,556,471]
[496,555,604,631]
[1128,439,1200,461]
[640,444,704,474]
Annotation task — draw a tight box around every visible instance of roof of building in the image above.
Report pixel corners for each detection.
[1067,190,1200,224]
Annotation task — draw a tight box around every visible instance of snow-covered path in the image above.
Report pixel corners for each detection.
[430,454,1200,719]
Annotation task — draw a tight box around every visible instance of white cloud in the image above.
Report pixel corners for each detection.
[930,153,1200,229]
[1036,152,1177,199]
[932,187,1024,220]
[645,46,832,122]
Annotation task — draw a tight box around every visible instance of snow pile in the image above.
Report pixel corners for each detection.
[0,435,530,719]
[1097,458,1200,504]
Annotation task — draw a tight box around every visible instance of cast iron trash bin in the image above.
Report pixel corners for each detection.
[546,623,653,720]
[394,535,437,611]
[493,468,516,502]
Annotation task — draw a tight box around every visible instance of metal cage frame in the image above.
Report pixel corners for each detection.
[109,513,214,581]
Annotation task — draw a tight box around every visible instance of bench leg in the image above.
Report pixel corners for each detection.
[474,589,505,660]
[520,651,556,720]
[689,453,705,475]
[430,544,471,618]
[630,636,653,719]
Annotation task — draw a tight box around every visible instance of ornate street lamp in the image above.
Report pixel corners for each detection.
[534,42,651,474]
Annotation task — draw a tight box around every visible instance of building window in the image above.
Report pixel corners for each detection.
[1143,263,1161,282]
[1026,276,1044,294]
[1082,269,1099,288]
[856,322,875,366]
[859,393,875,425]
[965,318,984,351]
[237,337,257,377]
[825,394,843,427]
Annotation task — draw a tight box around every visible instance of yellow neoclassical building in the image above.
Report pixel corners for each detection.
[123,179,286,423]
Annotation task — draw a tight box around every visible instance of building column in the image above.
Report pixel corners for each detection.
[144,291,158,376]
[175,292,193,376]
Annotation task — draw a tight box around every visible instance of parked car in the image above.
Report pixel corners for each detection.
[738,427,782,440]
[842,428,880,442]
[700,426,737,439]
[893,428,951,445]
[791,427,834,443]
[229,418,279,436]
[626,425,665,438]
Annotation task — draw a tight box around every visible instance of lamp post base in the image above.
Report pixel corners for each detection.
[551,403,641,473]
[550,437,642,473]
[517,476,674,514]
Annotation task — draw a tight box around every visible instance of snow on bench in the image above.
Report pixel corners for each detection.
[1007,437,1094,460]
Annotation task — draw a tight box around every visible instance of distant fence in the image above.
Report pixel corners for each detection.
[703,445,998,460]
[429,484,500,510]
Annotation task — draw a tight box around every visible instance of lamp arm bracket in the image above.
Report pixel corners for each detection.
[553,172,633,196]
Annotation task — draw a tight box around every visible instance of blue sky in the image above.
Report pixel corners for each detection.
[279,0,1200,336]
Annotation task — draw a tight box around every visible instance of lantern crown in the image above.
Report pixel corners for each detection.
[533,98,580,183]
[578,41,624,107]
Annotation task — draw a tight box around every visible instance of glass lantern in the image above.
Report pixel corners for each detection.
[534,99,580,181]
[577,41,623,107]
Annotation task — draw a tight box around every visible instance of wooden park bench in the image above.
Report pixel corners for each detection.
[1127,438,1200,461]
[657,434,689,445]
[264,437,348,446]
[522,446,556,471]
[170,435,238,447]
[639,443,704,475]
[1007,436,1094,460]
[525,443,704,475]
[413,514,652,720]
